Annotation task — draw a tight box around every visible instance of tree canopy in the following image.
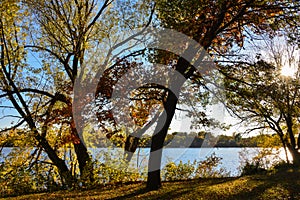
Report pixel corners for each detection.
[223,34,300,164]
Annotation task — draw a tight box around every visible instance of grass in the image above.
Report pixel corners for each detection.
[2,169,300,200]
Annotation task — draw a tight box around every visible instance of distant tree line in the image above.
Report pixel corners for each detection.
[1,130,282,148]
[163,132,283,148]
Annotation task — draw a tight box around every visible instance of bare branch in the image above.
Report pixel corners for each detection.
[0,119,25,133]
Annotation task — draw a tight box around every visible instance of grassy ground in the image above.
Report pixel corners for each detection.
[2,169,300,200]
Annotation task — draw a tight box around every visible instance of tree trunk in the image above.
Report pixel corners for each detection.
[124,135,140,162]
[297,133,300,150]
[37,134,74,187]
[145,40,209,189]
[124,112,162,162]
[285,116,300,165]
[277,131,290,163]
[71,119,94,183]
[287,144,300,166]
[146,54,196,190]
[146,115,170,190]
[73,142,94,182]
[285,115,297,150]
[146,88,179,190]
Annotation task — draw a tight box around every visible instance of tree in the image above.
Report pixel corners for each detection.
[144,0,300,190]
[0,0,76,185]
[1,0,155,187]
[222,34,300,165]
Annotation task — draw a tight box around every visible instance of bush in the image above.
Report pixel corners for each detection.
[240,161,267,176]
[92,149,143,185]
[238,147,283,176]
[272,161,294,171]
[194,153,229,178]
[0,148,61,197]
[163,160,195,181]
[163,153,229,181]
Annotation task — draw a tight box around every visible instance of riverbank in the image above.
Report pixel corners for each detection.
[4,168,299,200]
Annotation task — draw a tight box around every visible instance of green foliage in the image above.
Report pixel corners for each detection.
[1,166,36,197]
[1,0,299,196]
[163,160,195,181]
[163,153,229,181]
[164,132,283,148]
[156,0,298,52]
[91,149,143,185]
[239,147,283,176]
[0,148,62,197]
[0,147,143,197]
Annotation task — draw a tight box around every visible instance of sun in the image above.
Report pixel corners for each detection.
[281,66,296,78]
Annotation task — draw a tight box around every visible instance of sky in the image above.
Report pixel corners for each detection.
[169,103,251,136]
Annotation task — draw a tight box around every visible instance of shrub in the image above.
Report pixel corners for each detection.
[92,149,143,185]
[238,148,283,176]
[163,160,195,181]
[0,148,61,197]
[240,161,267,176]
[194,152,229,178]
[162,153,229,181]
[272,161,294,171]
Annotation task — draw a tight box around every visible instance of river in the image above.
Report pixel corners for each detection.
[1,147,291,176]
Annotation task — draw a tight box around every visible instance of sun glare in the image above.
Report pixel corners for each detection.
[281,66,296,78]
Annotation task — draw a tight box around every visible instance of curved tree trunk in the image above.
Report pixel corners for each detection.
[145,38,203,189]
[146,56,192,190]
[124,111,162,162]
[146,93,177,190]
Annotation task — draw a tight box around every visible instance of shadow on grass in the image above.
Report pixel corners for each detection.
[107,187,149,200]
[108,171,300,200]
[106,178,236,200]
[9,169,300,200]
[222,170,300,200]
